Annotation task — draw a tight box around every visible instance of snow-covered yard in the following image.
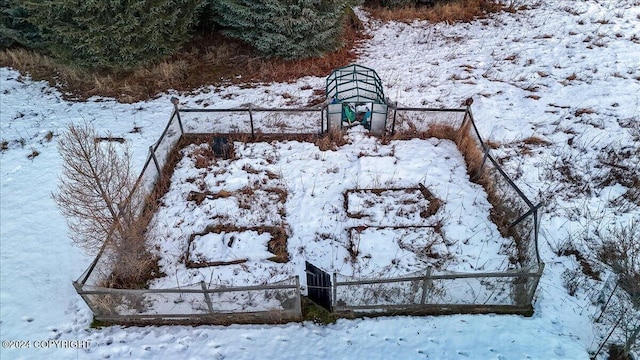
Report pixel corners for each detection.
[148,131,513,292]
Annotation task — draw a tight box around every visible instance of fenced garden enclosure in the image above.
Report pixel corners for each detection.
[73,91,544,325]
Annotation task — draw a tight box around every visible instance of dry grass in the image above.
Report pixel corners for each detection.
[522,136,551,146]
[574,107,596,117]
[451,125,533,265]
[316,128,349,151]
[418,183,443,217]
[266,187,288,203]
[191,146,215,169]
[364,0,504,23]
[597,221,640,306]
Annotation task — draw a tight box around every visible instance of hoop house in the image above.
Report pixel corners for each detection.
[325,64,388,135]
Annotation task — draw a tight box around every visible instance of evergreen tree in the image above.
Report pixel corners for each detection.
[0,1,44,49]
[210,0,352,60]
[24,0,206,70]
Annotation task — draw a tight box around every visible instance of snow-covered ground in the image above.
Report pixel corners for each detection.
[149,132,512,292]
[1,0,639,358]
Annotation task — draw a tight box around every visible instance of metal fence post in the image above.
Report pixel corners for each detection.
[73,282,102,317]
[249,105,255,139]
[149,146,161,175]
[421,267,432,304]
[201,281,215,314]
[332,273,337,311]
[170,97,184,135]
[391,102,398,135]
[294,276,302,317]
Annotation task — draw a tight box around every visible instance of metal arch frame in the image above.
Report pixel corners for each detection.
[326,64,386,104]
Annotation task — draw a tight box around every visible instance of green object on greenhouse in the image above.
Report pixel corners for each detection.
[326,64,385,104]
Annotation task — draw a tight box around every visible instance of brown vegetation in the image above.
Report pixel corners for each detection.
[53,123,162,289]
[316,128,349,151]
[364,0,503,23]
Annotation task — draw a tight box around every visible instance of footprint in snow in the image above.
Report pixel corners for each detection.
[554,346,565,357]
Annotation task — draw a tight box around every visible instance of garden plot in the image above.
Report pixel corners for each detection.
[186,227,284,267]
[345,187,441,225]
[346,226,452,274]
[147,129,514,290]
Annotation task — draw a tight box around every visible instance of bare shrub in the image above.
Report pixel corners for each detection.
[556,239,601,281]
[592,275,640,359]
[597,221,640,306]
[53,123,136,251]
[53,123,157,288]
[594,145,640,210]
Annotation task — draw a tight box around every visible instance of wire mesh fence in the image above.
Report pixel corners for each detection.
[74,99,544,323]
[388,106,467,134]
[332,264,543,315]
[179,106,326,135]
[463,110,543,266]
[75,277,301,325]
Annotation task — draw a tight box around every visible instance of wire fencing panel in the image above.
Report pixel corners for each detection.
[126,109,183,214]
[463,114,542,266]
[333,265,543,312]
[389,107,466,133]
[250,108,322,134]
[334,272,424,309]
[78,277,301,324]
[151,110,183,174]
[179,107,323,135]
[74,103,544,322]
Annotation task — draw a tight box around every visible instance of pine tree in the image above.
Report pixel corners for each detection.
[0,1,44,49]
[24,0,206,70]
[210,0,352,60]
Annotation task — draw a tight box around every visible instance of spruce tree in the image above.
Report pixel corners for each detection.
[0,1,44,49]
[210,0,352,60]
[24,0,206,70]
